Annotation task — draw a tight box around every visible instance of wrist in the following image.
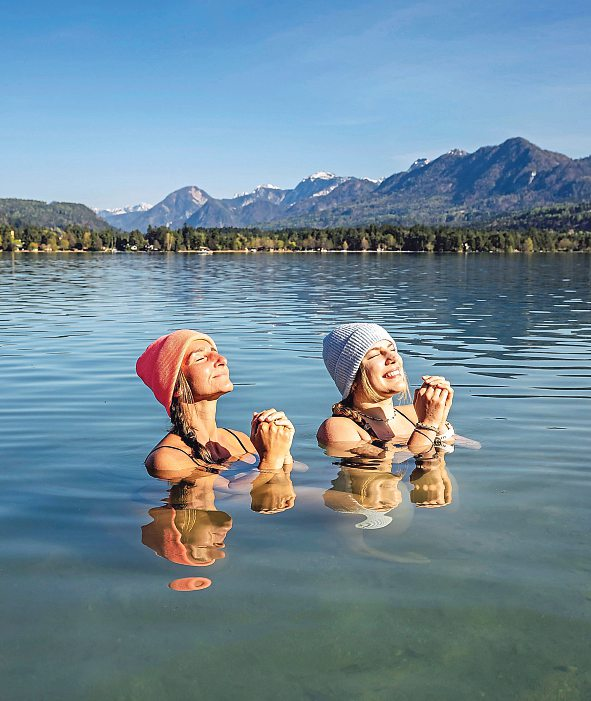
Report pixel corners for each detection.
[415,421,438,432]
[258,454,285,471]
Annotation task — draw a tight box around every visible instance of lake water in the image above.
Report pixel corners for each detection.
[1,252,590,700]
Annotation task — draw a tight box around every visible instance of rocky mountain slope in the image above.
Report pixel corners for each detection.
[97,137,591,231]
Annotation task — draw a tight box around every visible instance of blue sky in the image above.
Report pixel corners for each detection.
[1,0,590,208]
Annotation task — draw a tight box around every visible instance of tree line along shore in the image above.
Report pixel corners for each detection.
[1,223,590,253]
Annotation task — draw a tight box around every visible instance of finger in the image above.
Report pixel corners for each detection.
[431,380,451,391]
[422,376,450,387]
[272,418,294,429]
[431,388,442,402]
[423,377,449,389]
[262,411,286,423]
[422,375,446,384]
[255,408,277,422]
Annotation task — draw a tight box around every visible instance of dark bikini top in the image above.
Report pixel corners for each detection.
[146,427,254,474]
[331,403,416,441]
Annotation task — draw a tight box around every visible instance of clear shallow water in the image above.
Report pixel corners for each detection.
[1,252,590,700]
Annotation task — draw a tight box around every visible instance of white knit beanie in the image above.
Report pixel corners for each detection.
[322,323,397,398]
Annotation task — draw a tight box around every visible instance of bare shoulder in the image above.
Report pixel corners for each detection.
[144,433,196,479]
[317,416,364,444]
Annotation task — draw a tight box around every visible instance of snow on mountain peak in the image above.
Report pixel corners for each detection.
[306,171,336,181]
[234,183,282,198]
[409,158,430,171]
[312,184,339,198]
[95,202,152,215]
[447,149,467,157]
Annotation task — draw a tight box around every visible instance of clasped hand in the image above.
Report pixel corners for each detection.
[413,375,454,428]
[250,408,295,461]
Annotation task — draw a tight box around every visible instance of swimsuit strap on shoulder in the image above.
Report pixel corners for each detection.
[331,402,380,439]
[221,427,251,453]
[393,408,417,428]
[145,445,223,474]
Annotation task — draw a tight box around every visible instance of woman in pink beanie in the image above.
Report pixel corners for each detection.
[136,330,294,478]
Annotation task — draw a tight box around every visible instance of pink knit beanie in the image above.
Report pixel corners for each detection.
[136,329,215,415]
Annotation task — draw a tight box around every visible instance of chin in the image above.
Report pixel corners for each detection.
[381,381,406,396]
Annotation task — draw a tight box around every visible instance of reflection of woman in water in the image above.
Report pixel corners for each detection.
[141,478,232,590]
[317,323,454,455]
[323,465,406,529]
[142,481,232,567]
[136,330,294,478]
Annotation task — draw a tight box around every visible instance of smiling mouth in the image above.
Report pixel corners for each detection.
[383,370,401,379]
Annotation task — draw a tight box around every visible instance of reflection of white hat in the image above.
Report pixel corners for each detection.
[323,490,393,529]
[323,323,396,398]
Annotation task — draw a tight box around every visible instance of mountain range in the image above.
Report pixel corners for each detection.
[11,136,591,233]
[97,138,591,231]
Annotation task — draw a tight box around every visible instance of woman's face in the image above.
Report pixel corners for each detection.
[360,340,406,398]
[182,338,234,400]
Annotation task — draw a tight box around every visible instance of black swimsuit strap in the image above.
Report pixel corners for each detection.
[332,404,417,440]
[145,445,223,474]
[147,428,253,473]
[221,427,251,453]
[331,403,380,439]
[394,408,417,428]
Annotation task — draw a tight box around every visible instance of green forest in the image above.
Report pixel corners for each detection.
[1,200,590,253]
[0,198,106,231]
[1,222,590,253]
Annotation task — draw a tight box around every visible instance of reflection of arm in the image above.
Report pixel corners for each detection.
[409,453,452,507]
[250,467,296,514]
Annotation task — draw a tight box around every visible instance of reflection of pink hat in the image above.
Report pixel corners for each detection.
[136,329,214,415]
[141,508,209,566]
[142,507,197,567]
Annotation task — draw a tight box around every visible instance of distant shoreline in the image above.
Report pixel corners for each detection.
[2,220,589,253]
[3,248,589,255]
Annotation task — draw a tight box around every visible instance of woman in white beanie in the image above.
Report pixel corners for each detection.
[317,323,454,454]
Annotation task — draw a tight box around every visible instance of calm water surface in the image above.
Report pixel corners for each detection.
[1,252,590,700]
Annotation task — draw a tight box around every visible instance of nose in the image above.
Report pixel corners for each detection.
[383,349,398,363]
[211,351,227,366]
